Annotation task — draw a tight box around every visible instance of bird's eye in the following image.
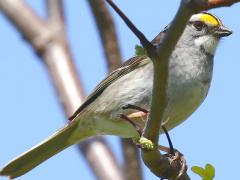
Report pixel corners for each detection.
[192,21,205,31]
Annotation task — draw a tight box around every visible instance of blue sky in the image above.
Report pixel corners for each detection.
[0,1,240,179]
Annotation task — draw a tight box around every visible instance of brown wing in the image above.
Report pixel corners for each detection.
[69,55,150,121]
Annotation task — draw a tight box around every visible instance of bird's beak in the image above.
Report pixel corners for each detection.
[214,25,233,37]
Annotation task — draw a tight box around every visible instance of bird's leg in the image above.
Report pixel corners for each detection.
[122,104,148,120]
[118,113,142,136]
[160,126,187,178]
[121,104,187,177]
[122,104,148,113]
[119,104,149,135]
[161,125,174,155]
[161,149,187,179]
[118,113,154,150]
[121,104,154,150]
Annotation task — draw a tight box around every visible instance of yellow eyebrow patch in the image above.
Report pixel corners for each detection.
[199,13,220,26]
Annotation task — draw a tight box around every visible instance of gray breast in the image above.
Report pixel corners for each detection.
[163,44,214,130]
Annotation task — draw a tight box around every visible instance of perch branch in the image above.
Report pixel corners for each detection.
[106,0,240,179]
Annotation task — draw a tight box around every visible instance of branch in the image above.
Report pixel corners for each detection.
[88,0,122,71]
[141,0,240,178]
[88,1,142,179]
[78,137,124,180]
[47,0,65,26]
[106,0,239,179]
[105,0,155,55]
[46,2,123,178]
[207,0,240,8]
[121,139,143,180]
[140,2,191,178]
[0,0,123,179]
[45,0,85,115]
[0,0,51,53]
[194,0,240,10]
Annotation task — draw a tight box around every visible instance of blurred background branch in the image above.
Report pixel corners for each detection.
[88,0,142,180]
[0,0,125,179]
[88,0,122,72]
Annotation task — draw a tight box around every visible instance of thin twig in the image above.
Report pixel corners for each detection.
[46,1,124,179]
[105,0,155,55]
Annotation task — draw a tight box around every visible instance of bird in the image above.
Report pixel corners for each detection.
[0,12,232,179]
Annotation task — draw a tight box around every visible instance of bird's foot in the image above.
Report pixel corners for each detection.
[161,148,187,179]
[160,126,187,178]
[120,104,187,178]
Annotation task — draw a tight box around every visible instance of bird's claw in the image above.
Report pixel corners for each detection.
[163,149,187,179]
[121,104,187,178]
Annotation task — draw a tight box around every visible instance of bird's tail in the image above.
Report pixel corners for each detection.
[0,121,79,179]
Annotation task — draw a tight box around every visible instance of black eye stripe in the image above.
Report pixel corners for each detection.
[193,21,205,31]
[192,21,206,31]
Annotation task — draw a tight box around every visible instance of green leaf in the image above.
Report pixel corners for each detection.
[203,178,212,180]
[205,164,215,179]
[135,45,147,55]
[191,166,205,177]
[191,163,215,180]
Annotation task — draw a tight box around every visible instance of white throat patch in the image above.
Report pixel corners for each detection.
[194,35,219,55]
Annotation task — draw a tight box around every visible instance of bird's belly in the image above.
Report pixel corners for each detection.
[163,80,210,131]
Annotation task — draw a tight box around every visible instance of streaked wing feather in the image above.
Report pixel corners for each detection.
[69,55,150,121]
